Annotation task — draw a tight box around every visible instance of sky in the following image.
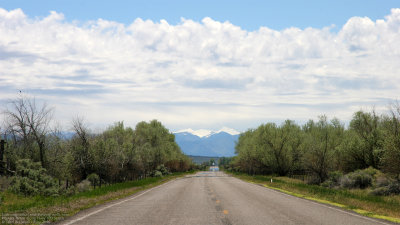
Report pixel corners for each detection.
[0,1,399,132]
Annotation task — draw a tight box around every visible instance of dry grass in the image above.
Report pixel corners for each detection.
[27,186,139,215]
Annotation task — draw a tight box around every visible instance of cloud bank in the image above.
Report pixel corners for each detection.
[1,8,399,131]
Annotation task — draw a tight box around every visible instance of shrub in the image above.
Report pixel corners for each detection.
[157,164,170,176]
[340,169,372,189]
[87,173,100,188]
[375,175,390,187]
[153,171,163,178]
[370,180,400,196]
[9,159,59,196]
[76,179,91,192]
[387,181,400,195]
[322,171,343,188]
[306,176,322,185]
[339,176,352,188]
[149,165,169,177]
[65,186,77,196]
[329,171,343,183]
[363,167,379,177]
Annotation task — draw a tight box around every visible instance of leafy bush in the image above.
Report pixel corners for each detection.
[87,173,100,188]
[149,164,170,177]
[363,167,379,177]
[153,171,163,178]
[9,159,59,196]
[387,181,400,194]
[370,180,400,196]
[375,175,390,187]
[340,169,373,189]
[76,179,91,192]
[157,164,170,176]
[306,176,322,185]
[322,171,343,188]
[66,186,77,196]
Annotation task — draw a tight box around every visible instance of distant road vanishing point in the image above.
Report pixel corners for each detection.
[58,171,394,225]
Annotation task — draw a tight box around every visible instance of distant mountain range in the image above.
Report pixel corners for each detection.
[174,127,240,157]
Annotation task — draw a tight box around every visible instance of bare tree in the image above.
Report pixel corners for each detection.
[2,94,53,167]
[71,116,93,178]
[71,116,90,152]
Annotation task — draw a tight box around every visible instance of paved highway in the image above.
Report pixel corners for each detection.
[58,171,393,225]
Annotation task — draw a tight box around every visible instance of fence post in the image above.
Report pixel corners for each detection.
[0,139,5,174]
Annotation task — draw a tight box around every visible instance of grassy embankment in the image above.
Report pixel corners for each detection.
[0,171,194,224]
[228,171,400,224]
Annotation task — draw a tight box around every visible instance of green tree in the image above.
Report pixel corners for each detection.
[262,120,303,176]
[337,130,366,172]
[234,121,304,176]
[303,116,344,183]
[92,122,133,183]
[349,110,383,169]
[381,104,400,178]
[218,157,233,170]
[234,129,265,174]
[133,120,189,176]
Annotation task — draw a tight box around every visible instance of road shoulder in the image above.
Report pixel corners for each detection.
[228,172,400,224]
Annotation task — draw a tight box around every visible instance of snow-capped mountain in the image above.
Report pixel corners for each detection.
[175,128,213,138]
[176,127,240,138]
[174,127,240,157]
[216,127,240,136]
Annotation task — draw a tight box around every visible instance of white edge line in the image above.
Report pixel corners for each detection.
[62,179,176,225]
[233,176,393,225]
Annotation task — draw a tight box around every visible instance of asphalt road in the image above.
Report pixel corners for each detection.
[58,171,394,225]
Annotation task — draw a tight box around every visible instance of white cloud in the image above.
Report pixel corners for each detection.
[0,8,400,131]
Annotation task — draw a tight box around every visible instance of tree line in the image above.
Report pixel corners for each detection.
[0,95,192,195]
[229,104,400,185]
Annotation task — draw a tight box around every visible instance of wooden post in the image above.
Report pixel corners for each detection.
[0,139,6,174]
[0,139,5,161]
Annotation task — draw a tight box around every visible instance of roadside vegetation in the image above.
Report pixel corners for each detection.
[219,103,400,222]
[0,94,196,224]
